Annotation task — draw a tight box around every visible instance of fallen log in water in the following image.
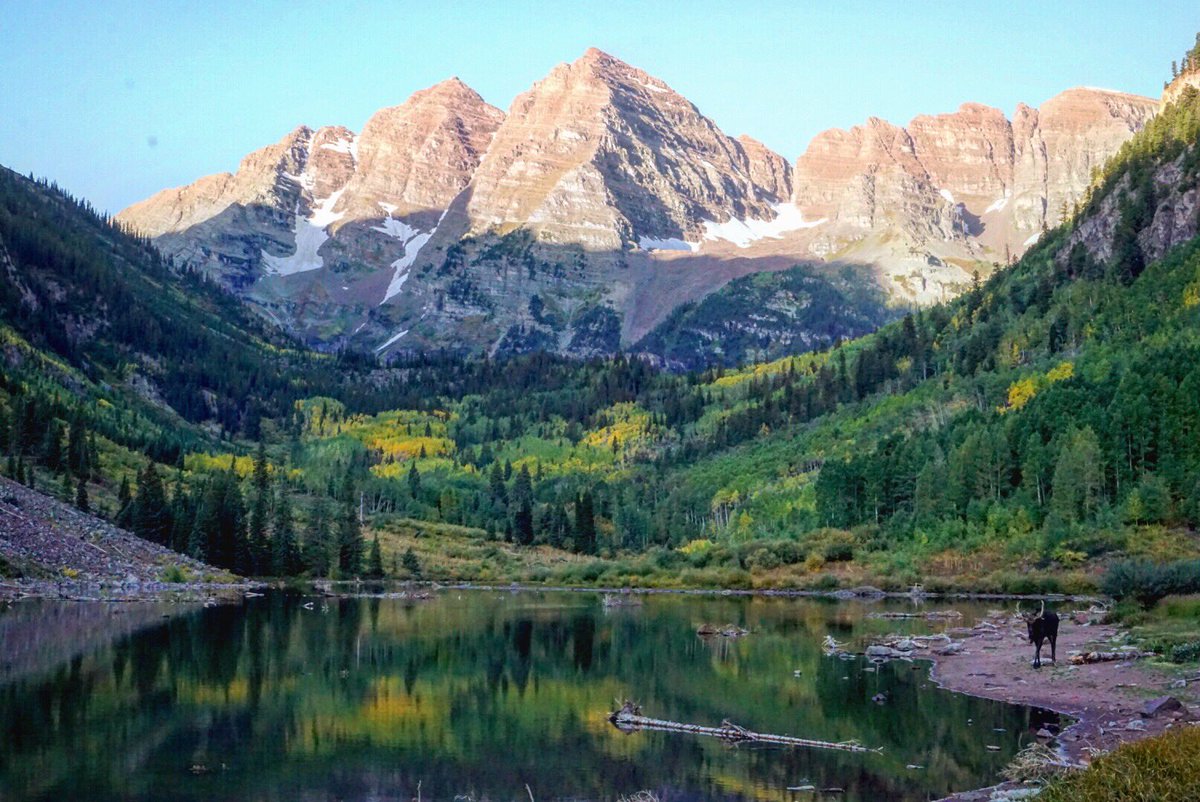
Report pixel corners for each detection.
[608,701,880,753]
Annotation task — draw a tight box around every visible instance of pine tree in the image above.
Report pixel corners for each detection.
[574,491,596,554]
[66,410,88,477]
[304,497,334,576]
[74,476,89,513]
[271,483,301,576]
[247,442,270,574]
[490,462,507,503]
[336,473,365,578]
[192,470,246,570]
[401,547,422,579]
[131,462,171,544]
[408,462,421,498]
[513,464,534,545]
[115,475,133,529]
[365,534,385,579]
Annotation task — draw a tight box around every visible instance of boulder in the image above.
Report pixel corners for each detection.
[1141,696,1184,718]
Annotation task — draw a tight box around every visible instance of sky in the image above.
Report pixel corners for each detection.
[1,1,1196,215]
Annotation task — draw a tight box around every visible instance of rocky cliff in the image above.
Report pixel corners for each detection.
[464,48,783,250]
[787,88,1158,304]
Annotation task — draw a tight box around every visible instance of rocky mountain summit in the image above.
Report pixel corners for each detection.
[116,49,1160,362]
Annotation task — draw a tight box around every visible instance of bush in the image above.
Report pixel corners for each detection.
[1102,559,1200,607]
[746,548,781,572]
[1169,641,1200,663]
[161,565,189,583]
[770,540,805,565]
[811,573,840,591]
[823,540,855,562]
[1038,726,1200,802]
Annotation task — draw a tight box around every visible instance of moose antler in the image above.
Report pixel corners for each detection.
[1035,600,1045,620]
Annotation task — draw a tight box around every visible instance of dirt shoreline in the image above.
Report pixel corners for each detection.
[927,613,1199,801]
[0,577,262,603]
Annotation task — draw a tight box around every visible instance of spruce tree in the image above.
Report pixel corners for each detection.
[401,547,422,579]
[336,473,365,578]
[304,497,333,576]
[248,442,270,574]
[408,462,421,498]
[115,475,133,529]
[365,534,385,579]
[574,491,596,554]
[74,476,89,513]
[131,462,171,544]
[271,483,301,576]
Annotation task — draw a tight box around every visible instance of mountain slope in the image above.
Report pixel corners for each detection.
[635,264,899,371]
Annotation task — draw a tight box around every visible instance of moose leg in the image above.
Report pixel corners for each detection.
[1033,639,1042,668]
[1050,634,1057,664]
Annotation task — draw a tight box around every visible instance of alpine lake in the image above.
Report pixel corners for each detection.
[0,589,1060,801]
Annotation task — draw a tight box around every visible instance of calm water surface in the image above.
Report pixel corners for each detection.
[0,590,1058,801]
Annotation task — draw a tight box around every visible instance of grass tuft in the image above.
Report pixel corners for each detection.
[1037,726,1200,802]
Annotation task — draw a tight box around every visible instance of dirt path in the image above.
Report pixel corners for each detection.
[929,610,1199,801]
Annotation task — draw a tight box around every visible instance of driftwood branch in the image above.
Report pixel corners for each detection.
[608,701,879,754]
[1068,650,1156,665]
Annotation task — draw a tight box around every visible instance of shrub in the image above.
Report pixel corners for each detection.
[161,565,189,583]
[1169,641,1200,663]
[771,540,805,565]
[823,540,855,562]
[746,548,781,572]
[1102,559,1200,607]
[811,573,840,591]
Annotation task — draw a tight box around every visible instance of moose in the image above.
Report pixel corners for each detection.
[1019,600,1059,668]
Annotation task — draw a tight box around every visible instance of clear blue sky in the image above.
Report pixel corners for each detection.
[1,1,1195,214]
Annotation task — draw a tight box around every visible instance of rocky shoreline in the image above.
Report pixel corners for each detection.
[927,611,1199,801]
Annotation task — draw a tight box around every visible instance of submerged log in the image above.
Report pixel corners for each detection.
[608,701,879,754]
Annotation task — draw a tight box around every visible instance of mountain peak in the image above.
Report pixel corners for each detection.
[578,46,617,65]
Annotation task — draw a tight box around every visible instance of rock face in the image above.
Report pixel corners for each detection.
[117,82,503,309]
[790,88,1158,304]
[336,78,505,225]
[116,50,1158,362]
[464,48,783,250]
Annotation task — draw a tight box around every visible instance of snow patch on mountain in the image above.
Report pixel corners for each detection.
[939,189,956,204]
[379,207,447,304]
[321,136,355,156]
[373,216,421,240]
[261,189,346,276]
[638,236,698,252]
[985,195,1010,213]
[375,328,410,352]
[701,202,826,248]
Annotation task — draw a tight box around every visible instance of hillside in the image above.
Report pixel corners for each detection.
[0,475,228,593]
